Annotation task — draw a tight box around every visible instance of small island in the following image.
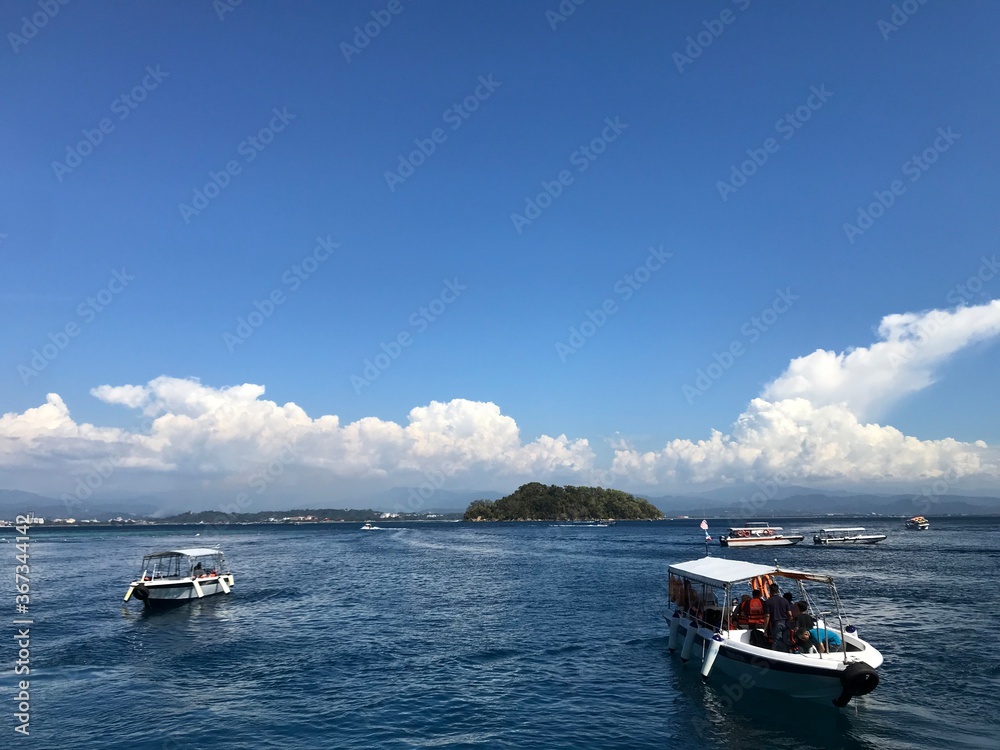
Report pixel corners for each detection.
[464,482,663,522]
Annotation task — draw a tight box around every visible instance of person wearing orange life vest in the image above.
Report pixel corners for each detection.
[738,588,767,628]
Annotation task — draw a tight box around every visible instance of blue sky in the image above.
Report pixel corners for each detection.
[2,1,1000,510]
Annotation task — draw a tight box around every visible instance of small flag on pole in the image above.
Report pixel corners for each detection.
[701,519,711,542]
[700,520,708,530]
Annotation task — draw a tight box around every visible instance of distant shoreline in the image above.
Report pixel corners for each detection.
[3,512,997,531]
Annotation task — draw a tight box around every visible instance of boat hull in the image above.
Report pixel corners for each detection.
[130,575,234,606]
[671,620,881,705]
[720,535,804,547]
[814,535,887,545]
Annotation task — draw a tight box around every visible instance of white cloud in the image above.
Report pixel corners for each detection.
[763,301,1000,419]
[609,301,1000,487]
[2,378,594,494]
[610,397,996,486]
[2,302,998,503]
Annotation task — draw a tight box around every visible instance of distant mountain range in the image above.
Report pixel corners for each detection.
[0,487,503,519]
[642,490,1000,517]
[1,485,997,520]
[0,489,162,519]
[357,487,503,514]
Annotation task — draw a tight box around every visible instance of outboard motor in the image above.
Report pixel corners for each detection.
[833,662,879,707]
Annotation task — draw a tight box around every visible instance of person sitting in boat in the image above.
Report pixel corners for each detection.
[732,595,750,626]
[191,562,203,578]
[764,583,792,649]
[794,628,818,654]
[682,581,699,615]
[738,589,767,629]
[784,600,818,651]
[793,600,816,633]
[809,626,843,653]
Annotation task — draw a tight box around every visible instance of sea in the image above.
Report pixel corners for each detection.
[3,516,998,749]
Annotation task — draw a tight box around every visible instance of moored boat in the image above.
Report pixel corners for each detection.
[124,548,234,607]
[905,516,930,530]
[813,527,887,545]
[665,557,882,707]
[720,522,804,547]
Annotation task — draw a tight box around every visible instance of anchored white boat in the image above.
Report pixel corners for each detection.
[720,522,804,547]
[813,527,887,545]
[665,557,882,707]
[124,548,234,606]
[905,516,930,530]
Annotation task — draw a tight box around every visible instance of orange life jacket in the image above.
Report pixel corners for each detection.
[738,596,766,628]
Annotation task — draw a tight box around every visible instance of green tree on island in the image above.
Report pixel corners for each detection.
[463,482,662,521]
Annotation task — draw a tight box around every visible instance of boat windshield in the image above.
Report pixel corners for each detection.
[138,550,225,580]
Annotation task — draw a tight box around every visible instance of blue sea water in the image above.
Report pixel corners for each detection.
[3,517,999,749]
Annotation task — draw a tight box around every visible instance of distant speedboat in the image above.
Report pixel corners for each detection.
[813,527,887,545]
[360,522,380,530]
[124,548,233,607]
[720,522,804,547]
[905,516,930,530]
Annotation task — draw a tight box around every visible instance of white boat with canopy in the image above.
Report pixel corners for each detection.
[124,548,234,606]
[665,556,882,707]
[813,527,887,545]
[719,522,804,547]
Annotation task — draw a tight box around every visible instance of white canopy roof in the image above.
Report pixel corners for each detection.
[668,557,777,586]
[668,557,835,586]
[146,548,223,558]
[817,527,866,533]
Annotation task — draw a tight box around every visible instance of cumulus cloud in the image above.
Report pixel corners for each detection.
[609,301,1000,487]
[1,378,594,493]
[2,302,998,502]
[763,301,1000,419]
[610,397,996,486]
